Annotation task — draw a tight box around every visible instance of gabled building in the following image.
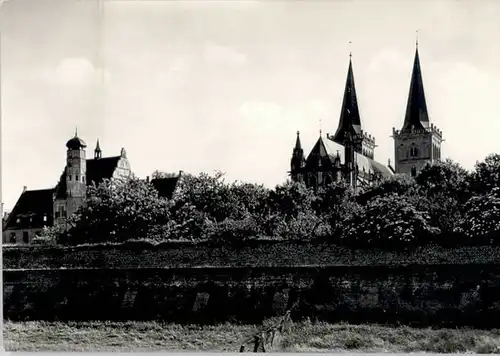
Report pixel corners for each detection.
[2,188,55,244]
[392,43,443,176]
[290,53,393,191]
[2,132,132,244]
[149,172,184,200]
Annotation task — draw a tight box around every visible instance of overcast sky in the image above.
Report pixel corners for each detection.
[2,0,500,210]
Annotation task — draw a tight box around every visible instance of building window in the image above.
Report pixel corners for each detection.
[76,175,79,181]
[69,175,72,181]
[10,232,16,243]
[23,231,29,243]
[43,215,47,222]
[82,176,85,182]
[16,218,20,224]
[56,206,66,218]
[411,167,417,177]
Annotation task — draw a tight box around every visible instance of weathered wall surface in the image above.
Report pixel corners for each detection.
[4,265,500,327]
[4,242,500,269]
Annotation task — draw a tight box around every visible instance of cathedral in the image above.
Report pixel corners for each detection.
[290,43,443,189]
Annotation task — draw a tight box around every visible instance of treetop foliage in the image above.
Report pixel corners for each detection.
[44,154,500,250]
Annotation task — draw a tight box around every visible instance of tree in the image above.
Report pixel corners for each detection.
[342,193,440,249]
[470,153,500,194]
[265,181,324,240]
[416,159,471,200]
[454,187,500,245]
[167,173,272,242]
[170,172,236,223]
[61,177,171,245]
[267,180,317,220]
[358,174,418,204]
[415,160,471,238]
[314,182,362,240]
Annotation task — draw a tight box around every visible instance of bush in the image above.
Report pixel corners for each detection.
[342,194,440,249]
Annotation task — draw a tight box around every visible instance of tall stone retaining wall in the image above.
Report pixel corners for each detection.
[4,264,500,328]
[4,242,500,269]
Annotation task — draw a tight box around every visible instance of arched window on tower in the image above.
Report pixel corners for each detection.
[324,174,333,186]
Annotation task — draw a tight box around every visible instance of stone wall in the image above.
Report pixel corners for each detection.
[4,265,500,327]
[4,241,500,269]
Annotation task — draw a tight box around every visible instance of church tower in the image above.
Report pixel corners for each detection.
[290,131,305,183]
[392,43,443,176]
[59,130,88,222]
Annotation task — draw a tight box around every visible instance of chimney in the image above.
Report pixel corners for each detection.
[146,176,150,183]
[23,186,27,193]
[178,170,184,177]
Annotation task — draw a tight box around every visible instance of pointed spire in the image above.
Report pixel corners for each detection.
[94,138,102,159]
[331,52,362,145]
[401,41,430,133]
[291,130,305,177]
[294,131,302,150]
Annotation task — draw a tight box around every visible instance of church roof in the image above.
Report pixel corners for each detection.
[3,189,54,230]
[306,136,338,167]
[306,136,392,178]
[401,46,430,133]
[331,56,363,145]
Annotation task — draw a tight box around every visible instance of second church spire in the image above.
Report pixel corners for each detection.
[331,54,362,146]
[401,44,430,133]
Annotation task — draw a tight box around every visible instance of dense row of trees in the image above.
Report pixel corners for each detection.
[43,154,500,249]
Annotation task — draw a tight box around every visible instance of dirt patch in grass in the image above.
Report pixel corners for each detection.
[4,320,500,352]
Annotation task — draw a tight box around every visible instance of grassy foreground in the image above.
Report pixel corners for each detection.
[4,320,500,353]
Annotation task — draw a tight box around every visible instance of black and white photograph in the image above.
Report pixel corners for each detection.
[2,0,500,352]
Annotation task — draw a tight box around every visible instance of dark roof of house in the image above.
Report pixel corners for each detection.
[151,176,181,199]
[54,156,122,199]
[4,189,54,230]
[86,156,121,186]
[332,56,363,145]
[401,46,430,133]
